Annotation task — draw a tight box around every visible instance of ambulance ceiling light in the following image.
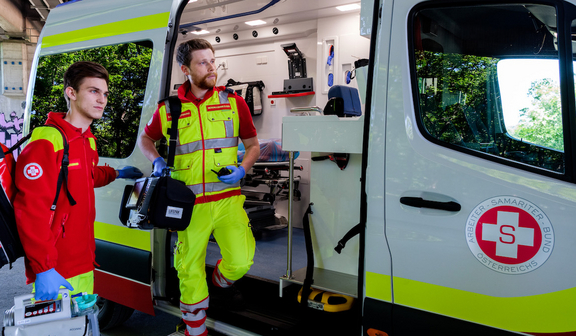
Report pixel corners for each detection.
[192,30,210,35]
[245,20,267,26]
[336,3,361,11]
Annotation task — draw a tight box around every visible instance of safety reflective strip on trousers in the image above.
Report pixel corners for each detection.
[160,89,240,199]
[181,299,209,336]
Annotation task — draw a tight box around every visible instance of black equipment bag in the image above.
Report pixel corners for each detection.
[147,174,195,231]
[120,96,195,231]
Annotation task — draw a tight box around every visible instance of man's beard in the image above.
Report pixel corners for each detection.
[191,72,217,90]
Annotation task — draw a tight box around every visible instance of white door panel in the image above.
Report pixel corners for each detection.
[376,0,576,332]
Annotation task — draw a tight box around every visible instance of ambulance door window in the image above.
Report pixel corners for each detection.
[412,4,565,175]
[30,41,153,158]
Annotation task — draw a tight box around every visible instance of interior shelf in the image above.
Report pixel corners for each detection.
[268,91,315,98]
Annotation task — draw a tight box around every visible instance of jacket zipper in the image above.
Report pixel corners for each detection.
[61,213,68,238]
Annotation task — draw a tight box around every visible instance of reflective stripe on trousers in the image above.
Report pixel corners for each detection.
[181,298,209,336]
[212,258,233,288]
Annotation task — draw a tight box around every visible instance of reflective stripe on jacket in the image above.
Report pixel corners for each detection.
[159,89,241,203]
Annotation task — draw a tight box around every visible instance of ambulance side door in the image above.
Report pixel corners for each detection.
[373,0,576,334]
[27,0,180,316]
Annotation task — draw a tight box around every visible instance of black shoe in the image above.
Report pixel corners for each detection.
[210,284,245,311]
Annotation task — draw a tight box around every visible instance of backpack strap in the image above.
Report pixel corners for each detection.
[159,96,182,170]
[4,133,33,156]
[44,124,77,209]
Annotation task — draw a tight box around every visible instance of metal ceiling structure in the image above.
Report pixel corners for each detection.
[0,0,71,42]
[26,0,66,23]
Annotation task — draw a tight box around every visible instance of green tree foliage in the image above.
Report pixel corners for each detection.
[415,51,564,172]
[30,42,152,158]
[417,51,498,148]
[512,78,563,151]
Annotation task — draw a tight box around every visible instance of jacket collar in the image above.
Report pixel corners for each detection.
[178,80,223,105]
[45,112,95,141]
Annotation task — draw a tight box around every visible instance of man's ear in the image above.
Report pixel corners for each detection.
[181,64,189,76]
[65,86,76,101]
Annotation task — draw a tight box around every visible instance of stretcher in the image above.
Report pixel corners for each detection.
[239,139,302,236]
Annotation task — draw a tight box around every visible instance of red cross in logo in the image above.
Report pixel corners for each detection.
[476,206,542,264]
[24,163,43,180]
[482,211,534,259]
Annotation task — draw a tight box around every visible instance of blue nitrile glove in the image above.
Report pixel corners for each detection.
[152,157,167,177]
[218,166,245,184]
[35,268,74,301]
[117,166,143,179]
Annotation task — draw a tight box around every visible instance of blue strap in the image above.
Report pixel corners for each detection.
[327,45,334,66]
[345,70,352,84]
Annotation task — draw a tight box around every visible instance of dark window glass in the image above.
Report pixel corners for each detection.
[413,4,564,173]
[31,41,153,158]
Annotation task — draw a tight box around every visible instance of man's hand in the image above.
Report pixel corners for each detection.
[117,166,143,179]
[218,166,245,184]
[152,157,167,177]
[35,268,74,301]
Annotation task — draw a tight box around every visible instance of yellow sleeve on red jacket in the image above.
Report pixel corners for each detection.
[13,128,62,274]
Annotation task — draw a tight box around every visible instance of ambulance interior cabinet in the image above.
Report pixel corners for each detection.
[280,115,363,298]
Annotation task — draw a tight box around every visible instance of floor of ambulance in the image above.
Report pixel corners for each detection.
[203,227,361,335]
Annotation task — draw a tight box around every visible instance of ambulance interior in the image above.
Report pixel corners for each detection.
[157,0,371,330]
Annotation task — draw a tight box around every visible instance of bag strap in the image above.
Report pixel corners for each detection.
[300,203,315,309]
[162,96,182,169]
[4,133,33,156]
[334,222,362,254]
[44,124,77,209]
[3,125,76,211]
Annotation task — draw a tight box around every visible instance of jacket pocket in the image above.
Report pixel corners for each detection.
[51,213,69,243]
[212,147,238,169]
[207,110,233,122]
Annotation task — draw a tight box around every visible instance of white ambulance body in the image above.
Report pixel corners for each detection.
[24,0,576,335]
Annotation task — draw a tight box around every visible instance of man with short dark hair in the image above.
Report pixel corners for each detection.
[138,39,260,336]
[14,61,142,301]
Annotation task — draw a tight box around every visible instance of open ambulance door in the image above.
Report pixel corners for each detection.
[365,0,576,335]
[25,0,180,327]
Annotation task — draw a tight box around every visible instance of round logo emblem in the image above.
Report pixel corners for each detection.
[466,196,554,274]
[23,163,43,180]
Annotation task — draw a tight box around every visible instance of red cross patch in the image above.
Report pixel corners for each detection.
[24,163,43,180]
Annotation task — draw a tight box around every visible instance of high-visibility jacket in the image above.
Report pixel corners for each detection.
[14,112,116,284]
[155,86,248,204]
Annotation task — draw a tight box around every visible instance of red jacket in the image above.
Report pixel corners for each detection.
[14,112,116,284]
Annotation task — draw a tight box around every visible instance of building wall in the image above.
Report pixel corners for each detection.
[0,41,35,157]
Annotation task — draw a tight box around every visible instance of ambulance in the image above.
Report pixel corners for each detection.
[22,0,576,335]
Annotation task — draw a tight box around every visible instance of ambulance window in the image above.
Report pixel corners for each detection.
[30,41,153,158]
[412,4,565,174]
